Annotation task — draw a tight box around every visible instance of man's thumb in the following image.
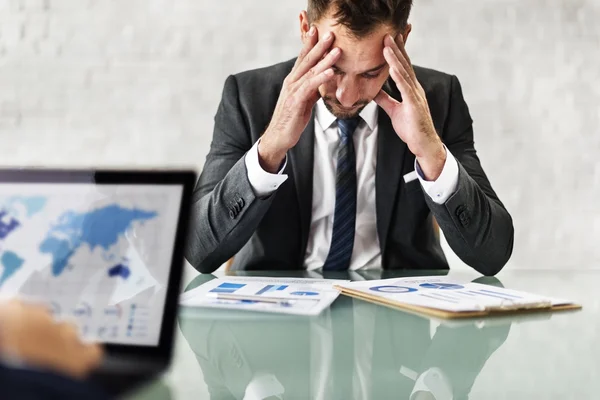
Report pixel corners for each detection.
[374,90,397,116]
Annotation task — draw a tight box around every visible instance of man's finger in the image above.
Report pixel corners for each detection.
[374,90,400,117]
[394,33,414,69]
[383,47,416,101]
[293,26,319,70]
[395,34,420,85]
[385,34,417,84]
[393,36,426,98]
[297,46,340,85]
[290,31,336,82]
[297,68,335,101]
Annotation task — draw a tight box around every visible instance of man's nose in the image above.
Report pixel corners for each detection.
[335,78,360,108]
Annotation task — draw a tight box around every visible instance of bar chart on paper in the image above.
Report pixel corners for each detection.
[180,277,350,316]
[255,284,289,295]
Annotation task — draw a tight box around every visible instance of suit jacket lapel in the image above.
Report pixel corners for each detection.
[288,110,315,267]
[376,80,408,258]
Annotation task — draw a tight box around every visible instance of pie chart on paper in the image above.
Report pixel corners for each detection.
[419,283,464,290]
[369,286,417,293]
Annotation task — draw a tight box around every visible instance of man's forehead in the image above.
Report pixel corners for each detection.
[332,33,388,72]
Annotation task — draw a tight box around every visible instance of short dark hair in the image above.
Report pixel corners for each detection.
[307,0,413,38]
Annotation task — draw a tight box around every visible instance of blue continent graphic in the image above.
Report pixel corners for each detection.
[0,251,24,286]
[108,264,131,279]
[0,211,20,240]
[39,205,157,276]
[5,196,47,217]
[0,196,48,239]
[0,197,47,286]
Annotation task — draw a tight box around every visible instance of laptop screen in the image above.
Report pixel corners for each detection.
[0,182,184,347]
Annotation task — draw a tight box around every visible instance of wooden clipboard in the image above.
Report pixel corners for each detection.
[334,285,582,320]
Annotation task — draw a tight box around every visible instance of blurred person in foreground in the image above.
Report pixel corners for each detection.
[186,0,514,275]
[0,299,108,399]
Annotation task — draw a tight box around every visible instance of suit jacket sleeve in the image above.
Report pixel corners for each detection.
[185,75,276,273]
[426,75,515,276]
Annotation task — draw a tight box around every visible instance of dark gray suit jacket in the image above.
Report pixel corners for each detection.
[185,59,514,275]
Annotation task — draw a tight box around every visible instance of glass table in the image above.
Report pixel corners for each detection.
[127,269,595,399]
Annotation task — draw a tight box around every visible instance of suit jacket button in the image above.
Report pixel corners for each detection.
[229,210,235,219]
[455,205,471,227]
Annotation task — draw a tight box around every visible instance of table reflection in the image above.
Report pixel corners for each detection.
[179,272,512,399]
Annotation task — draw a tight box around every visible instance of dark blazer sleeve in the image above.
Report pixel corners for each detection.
[184,75,276,273]
[0,364,109,400]
[426,75,514,276]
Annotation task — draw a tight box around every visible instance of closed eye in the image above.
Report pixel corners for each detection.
[331,63,386,79]
[362,72,381,79]
[332,67,344,76]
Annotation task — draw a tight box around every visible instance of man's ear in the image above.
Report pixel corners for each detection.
[402,23,412,45]
[299,10,311,44]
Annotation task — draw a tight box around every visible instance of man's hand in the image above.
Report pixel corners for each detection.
[0,299,103,379]
[258,26,341,173]
[374,34,446,181]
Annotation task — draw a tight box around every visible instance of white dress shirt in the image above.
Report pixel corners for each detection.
[245,99,459,270]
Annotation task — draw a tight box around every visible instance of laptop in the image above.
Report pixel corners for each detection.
[0,168,196,396]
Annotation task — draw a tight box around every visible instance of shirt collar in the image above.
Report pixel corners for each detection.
[315,98,378,132]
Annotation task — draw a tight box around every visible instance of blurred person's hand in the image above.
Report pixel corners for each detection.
[258,26,341,173]
[0,299,103,379]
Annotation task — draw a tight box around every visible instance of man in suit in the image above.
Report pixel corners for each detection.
[0,299,108,399]
[185,0,514,275]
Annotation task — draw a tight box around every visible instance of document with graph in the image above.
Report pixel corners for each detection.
[335,276,581,319]
[179,276,349,316]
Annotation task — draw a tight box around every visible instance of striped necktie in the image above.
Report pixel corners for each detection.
[323,117,361,271]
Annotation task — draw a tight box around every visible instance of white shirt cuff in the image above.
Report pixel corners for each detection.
[245,139,288,198]
[243,372,285,400]
[410,367,454,400]
[415,146,459,205]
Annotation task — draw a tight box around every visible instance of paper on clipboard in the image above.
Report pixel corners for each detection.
[335,276,581,319]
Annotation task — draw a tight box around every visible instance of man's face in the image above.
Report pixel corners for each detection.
[301,11,406,119]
